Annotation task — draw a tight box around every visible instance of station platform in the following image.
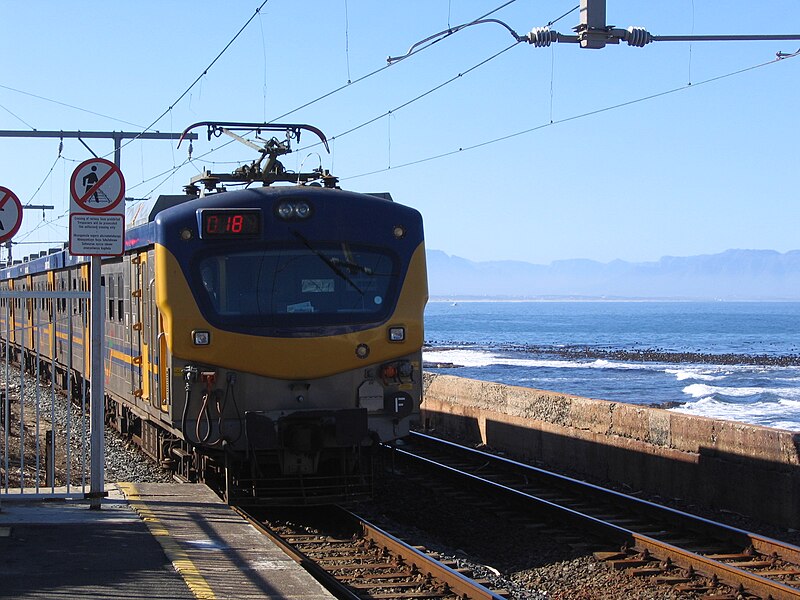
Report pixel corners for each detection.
[0,483,335,600]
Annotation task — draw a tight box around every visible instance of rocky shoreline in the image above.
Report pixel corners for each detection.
[424,341,800,367]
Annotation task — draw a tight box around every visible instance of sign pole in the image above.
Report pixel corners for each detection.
[67,157,127,510]
[89,256,104,509]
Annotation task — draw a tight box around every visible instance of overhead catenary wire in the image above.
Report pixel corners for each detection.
[130,3,791,195]
[11,3,793,244]
[133,3,573,191]
[140,157,193,199]
[342,51,798,182]
[545,5,581,29]
[9,142,63,247]
[14,205,68,244]
[108,0,271,160]
[101,1,529,195]
[25,153,62,207]
[295,41,522,154]
[289,4,578,155]
[0,101,36,130]
[387,18,527,62]
[387,4,579,61]
[344,0,352,84]
[17,1,272,210]
[0,83,146,129]
[267,0,521,124]
[127,143,232,194]
[4,4,272,253]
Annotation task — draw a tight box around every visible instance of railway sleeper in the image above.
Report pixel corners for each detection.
[630,567,666,577]
[609,558,654,570]
[655,575,693,584]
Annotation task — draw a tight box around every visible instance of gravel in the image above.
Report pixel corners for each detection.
[1,367,172,487]
[355,461,729,599]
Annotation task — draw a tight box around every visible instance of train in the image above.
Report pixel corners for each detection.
[0,123,428,504]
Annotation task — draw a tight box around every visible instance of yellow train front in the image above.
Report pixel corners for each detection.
[151,185,427,502]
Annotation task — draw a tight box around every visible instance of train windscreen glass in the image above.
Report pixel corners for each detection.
[197,245,397,326]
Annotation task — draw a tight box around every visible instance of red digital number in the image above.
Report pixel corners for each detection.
[203,210,258,237]
[228,215,244,233]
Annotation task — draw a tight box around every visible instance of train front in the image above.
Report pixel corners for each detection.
[154,185,427,503]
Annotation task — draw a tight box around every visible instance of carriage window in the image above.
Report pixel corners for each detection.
[117,274,124,322]
[108,276,115,320]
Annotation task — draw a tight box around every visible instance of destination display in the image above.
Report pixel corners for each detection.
[200,209,261,238]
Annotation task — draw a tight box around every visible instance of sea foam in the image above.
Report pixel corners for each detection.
[672,397,800,431]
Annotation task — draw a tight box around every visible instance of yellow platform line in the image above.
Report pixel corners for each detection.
[117,482,217,600]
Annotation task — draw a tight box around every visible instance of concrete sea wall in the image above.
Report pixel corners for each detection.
[421,372,800,529]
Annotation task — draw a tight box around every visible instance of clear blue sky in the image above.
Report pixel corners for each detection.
[1,1,797,265]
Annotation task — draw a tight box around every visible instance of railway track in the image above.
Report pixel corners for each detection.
[234,504,510,600]
[389,431,800,600]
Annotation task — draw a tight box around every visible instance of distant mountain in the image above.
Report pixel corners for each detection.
[426,249,800,300]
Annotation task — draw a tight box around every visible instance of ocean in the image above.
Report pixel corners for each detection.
[423,301,800,431]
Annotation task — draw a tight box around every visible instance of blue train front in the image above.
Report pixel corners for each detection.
[149,185,427,501]
[0,123,426,504]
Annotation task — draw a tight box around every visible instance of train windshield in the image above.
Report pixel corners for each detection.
[196,243,398,328]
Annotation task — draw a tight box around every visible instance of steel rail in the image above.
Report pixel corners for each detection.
[409,431,800,565]
[394,432,800,600]
[233,504,506,600]
[356,513,506,600]
[631,537,800,600]
[230,505,362,600]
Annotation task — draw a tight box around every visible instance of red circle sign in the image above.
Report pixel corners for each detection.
[0,186,24,243]
[70,158,126,214]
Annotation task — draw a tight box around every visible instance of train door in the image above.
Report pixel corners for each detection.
[130,253,145,399]
[54,272,68,367]
[141,251,169,412]
[133,249,164,412]
[147,252,168,412]
[47,271,56,362]
[79,266,90,379]
[157,312,169,411]
[144,252,160,410]
[7,279,14,348]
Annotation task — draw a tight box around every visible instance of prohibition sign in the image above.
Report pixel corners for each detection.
[0,186,24,243]
[70,158,125,214]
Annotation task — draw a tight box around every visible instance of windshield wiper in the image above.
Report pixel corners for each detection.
[329,257,373,275]
[291,230,364,295]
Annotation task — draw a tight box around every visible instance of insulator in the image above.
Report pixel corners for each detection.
[527,27,558,48]
[626,26,653,47]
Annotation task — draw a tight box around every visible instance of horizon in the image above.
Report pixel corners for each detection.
[427,246,800,267]
[426,247,800,301]
[427,297,800,302]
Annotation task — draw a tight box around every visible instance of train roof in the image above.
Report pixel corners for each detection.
[126,189,394,228]
[0,187,399,280]
[125,194,194,228]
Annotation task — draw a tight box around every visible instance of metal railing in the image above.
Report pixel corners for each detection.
[0,289,100,501]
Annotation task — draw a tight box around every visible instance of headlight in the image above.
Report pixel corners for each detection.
[277,202,294,219]
[388,326,405,342]
[192,330,211,346]
[295,201,311,219]
[275,200,313,220]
